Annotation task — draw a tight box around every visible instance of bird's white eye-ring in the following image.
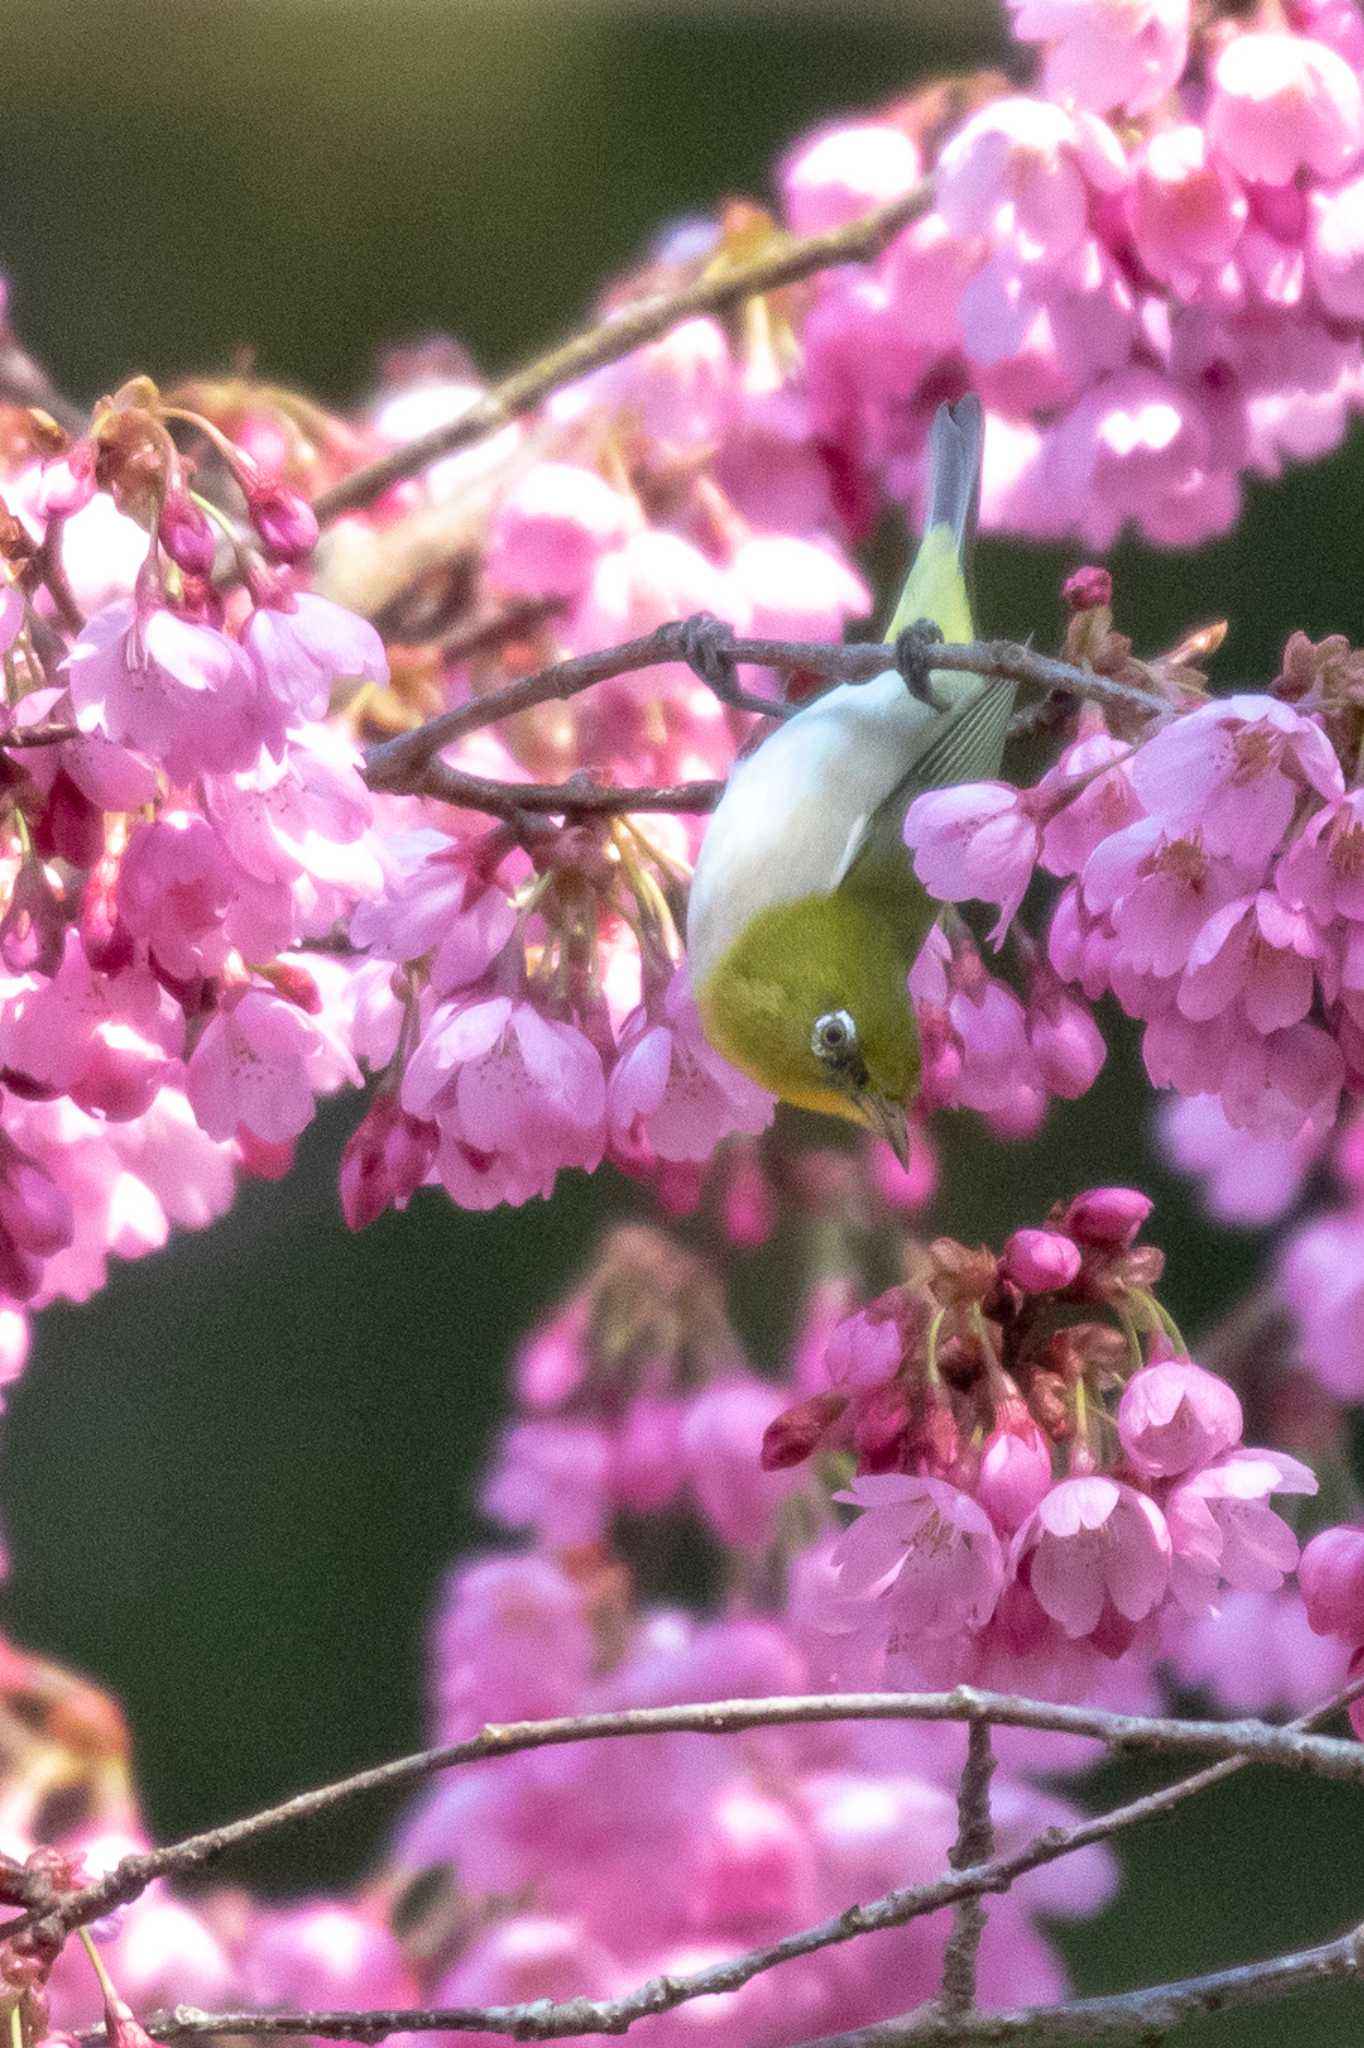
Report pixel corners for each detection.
[812,1009,858,1062]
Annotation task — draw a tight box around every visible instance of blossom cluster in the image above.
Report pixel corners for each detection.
[0,1216,1142,2048]
[760,1185,1320,1702]
[0,382,397,1388]
[901,590,1364,1151]
[791,0,1364,545]
[10,0,1364,1363]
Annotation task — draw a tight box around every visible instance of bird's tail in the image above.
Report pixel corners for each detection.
[887,395,982,645]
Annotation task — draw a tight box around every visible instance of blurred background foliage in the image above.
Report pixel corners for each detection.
[2,4,1363,2040]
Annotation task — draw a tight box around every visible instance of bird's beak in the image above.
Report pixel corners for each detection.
[858,1090,911,1169]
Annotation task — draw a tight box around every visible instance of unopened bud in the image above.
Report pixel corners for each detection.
[1063,1186,1152,1250]
[1062,565,1112,612]
[247,482,319,565]
[157,490,217,576]
[760,1390,847,1470]
[1001,1228,1081,1295]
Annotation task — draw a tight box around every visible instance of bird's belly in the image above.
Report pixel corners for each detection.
[686,679,926,982]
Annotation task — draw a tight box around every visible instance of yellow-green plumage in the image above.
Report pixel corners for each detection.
[686,395,1013,1148]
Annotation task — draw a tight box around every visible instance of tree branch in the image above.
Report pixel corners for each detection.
[938,1717,995,2018]
[311,187,933,527]
[68,1675,1364,2046]
[96,1919,1364,2048]
[789,1924,1364,2045]
[405,762,723,818]
[361,623,1171,818]
[38,1683,1364,1945]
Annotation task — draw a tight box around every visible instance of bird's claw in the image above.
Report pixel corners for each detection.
[895,619,950,711]
[674,613,741,696]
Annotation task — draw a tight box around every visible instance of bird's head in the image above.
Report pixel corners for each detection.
[694,894,921,1165]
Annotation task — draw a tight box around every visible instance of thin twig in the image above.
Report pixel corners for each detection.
[96,1919,1364,2048]
[0,722,78,750]
[68,1675,1364,2046]
[938,1718,995,2018]
[312,186,933,526]
[788,1924,1364,2044]
[408,762,723,818]
[32,515,86,636]
[37,1683,1364,1944]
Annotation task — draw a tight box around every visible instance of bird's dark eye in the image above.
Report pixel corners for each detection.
[812,1009,858,1062]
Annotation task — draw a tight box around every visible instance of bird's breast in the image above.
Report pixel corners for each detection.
[685,675,930,984]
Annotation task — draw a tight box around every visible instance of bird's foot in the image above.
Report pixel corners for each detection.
[673,613,741,695]
[671,613,793,719]
[895,619,951,712]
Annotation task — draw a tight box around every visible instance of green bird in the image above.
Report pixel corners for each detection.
[686,395,1013,1165]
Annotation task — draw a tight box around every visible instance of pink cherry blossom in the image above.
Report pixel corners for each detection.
[682,1379,799,1550]
[241,1903,417,2013]
[432,1554,593,1734]
[607,968,772,1163]
[1013,1478,1172,1644]
[117,814,233,981]
[1278,787,1364,924]
[64,600,269,783]
[486,461,632,601]
[481,1418,613,1547]
[833,1474,1005,1641]
[1117,1360,1244,1480]
[1165,1449,1317,1614]
[1127,125,1247,291]
[781,122,923,237]
[1131,695,1344,867]
[1279,1205,1364,1398]
[1159,1092,1320,1226]
[1207,32,1364,186]
[905,783,1040,944]
[935,99,1126,270]
[825,1295,909,1391]
[1178,890,1323,1034]
[186,987,347,1144]
[242,591,387,724]
[402,995,607,1204]
[1007,0,1189,116]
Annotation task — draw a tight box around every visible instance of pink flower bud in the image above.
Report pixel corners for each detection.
[1002,1227,1082,1294]
[760,1390,848,1470]
[1299,1524,1364,1644]
[1117,1360,1244,1479]
[977,1412,1054,1532]
[38,441,96,517]
[157,491,217,576]
[340,1093,438,1231]
[1064,1186,1152,1248]
[1062,565,1113,611]
[247,483,320,564]
[36,770,104,869]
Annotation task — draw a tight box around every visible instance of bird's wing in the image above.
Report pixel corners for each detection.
[832,672,1016,953]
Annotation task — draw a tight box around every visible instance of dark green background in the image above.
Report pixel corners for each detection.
[2,4,1362,2040]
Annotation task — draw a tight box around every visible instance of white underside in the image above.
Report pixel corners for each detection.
[685,670,934,984]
